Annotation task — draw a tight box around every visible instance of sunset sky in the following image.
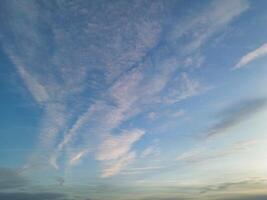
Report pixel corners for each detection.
[0,0,267,200]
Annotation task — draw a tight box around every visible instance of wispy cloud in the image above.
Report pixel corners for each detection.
[203,97,267,139]
[234,43,267,69]
[141,139,160,158]
[162,73,206,104]
[101,151,136,178]
[170,0,249,54]
[67,128,144,176]
[16,65,49,105]
[176,148,203,162]
[141,146,158,158]
[2,1,267,200]
[96,129,144,161]
[68,149,89,167]
[121,166,164,175]
[0,0,252,181]
[50,103,100,168]
[62,70,146,172]
[96,129,144,177]
[176,139,264,164]
[1,0,162,172]
[199,177,267,197]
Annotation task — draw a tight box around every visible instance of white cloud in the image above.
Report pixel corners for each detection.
[69,149,90,166]
[234,43,267,69]
[0,0,251,179]
[94,129,144,177]
[141,139,160,158]
[174,73,201,99]
[176,148,203,162]
[61,70,145,169]
[147,112,157,120]
[162,73,204,104]
[172,109,186,118]
[1,0,166,170]
[96,129,145,161]
[184,54,205,68]
[50,103,101,167]
[121,166,164,175]
[176,139,263,164]
[173,0,249,54]
[101,151,136,178]
[8,54,49,105]
[17,66,49,104]
[141,146,157,158]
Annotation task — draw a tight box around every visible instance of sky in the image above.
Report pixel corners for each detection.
[0,0,267,200]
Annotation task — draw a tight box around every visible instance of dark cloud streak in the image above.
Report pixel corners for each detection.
[221,194,267,200]
[0,192,67,200]
[0,168,28,190]
[203,97,267,139]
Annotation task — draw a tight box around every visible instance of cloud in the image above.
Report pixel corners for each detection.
[15,64,49,105]
[1,0,166,168]
[162,73,205,104]
[198,178,267,199]
[176,148,203,162]
[55,177,65,186]
[146,108,186,123]
[200,178,267,194]
[138,197,190,200]
[221,195,267,200]
[68,149,90,167]
[141,146,157,158]
[234,43,267,69]
[96,129,144,177]
[176,139,263,164]
[203,97,267,139]
[133,177,267,200]
[0,192,67,200]
[172,109,186,118]
[54,69,145,169]
[141,139,160,158]
[0,168,28,190]
[50,103,100,168]
[96,129,144,161]
[101,151,136,178]
[57,105,98,152]
[170,0,249,53]
[0,0,251,179]
[38,104,67,149]
[67,128,144,176]
[121,166,164,175]
[147,112,157,120]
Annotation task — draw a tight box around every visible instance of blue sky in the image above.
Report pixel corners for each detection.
[0,0,267,199]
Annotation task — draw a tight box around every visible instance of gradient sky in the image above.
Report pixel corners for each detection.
[0,0,267,200]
